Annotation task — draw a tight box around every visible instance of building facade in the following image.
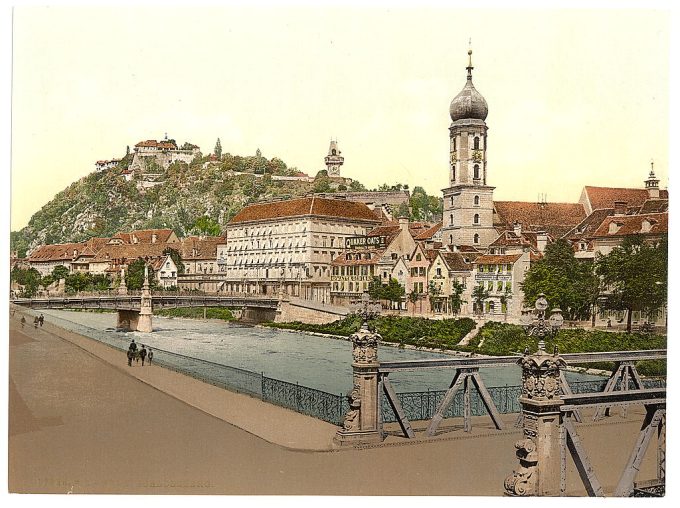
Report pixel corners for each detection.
[221,197,380,302]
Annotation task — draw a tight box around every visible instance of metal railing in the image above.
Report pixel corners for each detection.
[11,307,666,428]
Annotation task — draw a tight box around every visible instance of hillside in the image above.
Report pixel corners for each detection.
[11,149,443,257]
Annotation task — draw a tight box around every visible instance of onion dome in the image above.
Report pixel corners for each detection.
[449,49,488,122]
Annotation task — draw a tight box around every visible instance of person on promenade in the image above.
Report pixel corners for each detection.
[39,314,44,327]
[20,316,25,328]
[148,348,153,364]
[33,316,39,329]
[139,345,147,366]
[127,339,138,367]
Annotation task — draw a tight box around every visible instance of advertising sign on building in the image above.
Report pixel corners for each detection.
[345,236,387,249]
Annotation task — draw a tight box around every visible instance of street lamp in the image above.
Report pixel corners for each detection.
[522,293,564,353]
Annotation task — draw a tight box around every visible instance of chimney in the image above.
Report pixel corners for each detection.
[613,201,627,216]
[152,233,157,243]
[513,221,522,236]
[536,231,548,254]
[398,216,409,233]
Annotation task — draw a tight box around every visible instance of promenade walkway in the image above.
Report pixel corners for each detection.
[8,310,659,495]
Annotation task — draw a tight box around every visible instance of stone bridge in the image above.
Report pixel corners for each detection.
[10,292,349,330]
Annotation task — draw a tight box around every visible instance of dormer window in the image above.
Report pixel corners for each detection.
[608,222,622,234]
[640,220,653,233]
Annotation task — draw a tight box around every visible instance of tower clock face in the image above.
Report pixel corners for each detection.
[472,150,483,163]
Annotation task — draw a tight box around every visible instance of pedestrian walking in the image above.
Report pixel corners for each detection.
[127,349,134,367]
[140,345,147,366]
[148,348,153,364]
[21,316,26,328]
[39,314,44,327]
[129,339,138,353]
[33,316,39,329]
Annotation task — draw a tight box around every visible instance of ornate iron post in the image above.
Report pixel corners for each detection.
[505,294,565,496]
[335,293,384,445]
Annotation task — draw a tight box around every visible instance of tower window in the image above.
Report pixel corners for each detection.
[453,137,457,151]
[474,195,480,206]
[474,214,480,225]
[450,196,454,206]
[449,214,453,226]
[452,167,456,181]
[449,234,453,244]
[474,136,480,150]
[474,234,480,244]
[474,164,480,180]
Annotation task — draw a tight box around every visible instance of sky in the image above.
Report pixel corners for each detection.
[8,4,671,231]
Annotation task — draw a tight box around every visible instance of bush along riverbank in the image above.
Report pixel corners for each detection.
[267,317,666,377]
[459,321,666,377]
[266,315,477,349]
[154,307,235,321]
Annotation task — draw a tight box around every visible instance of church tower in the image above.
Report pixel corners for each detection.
[324,139,344,176]
[442,49,497,249]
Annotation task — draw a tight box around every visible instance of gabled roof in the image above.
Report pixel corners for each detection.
[494,201,586,238]
[583,186,668,211]
[490,230,552,250]
[230,197,381,224]
[441,252,473,272]
[414,222,442,241]
[563,208,614,240]
[92,242,173,264]
[591,212,668,238]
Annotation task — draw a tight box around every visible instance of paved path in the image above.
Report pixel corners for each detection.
[8,310,660,495]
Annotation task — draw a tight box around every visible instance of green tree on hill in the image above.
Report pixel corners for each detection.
[191,216,221,236]
[214,138,222,159]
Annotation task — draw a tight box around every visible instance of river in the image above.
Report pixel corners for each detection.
[37,309,603,395]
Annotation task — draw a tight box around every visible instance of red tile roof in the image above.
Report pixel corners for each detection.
[563,208,614,240]
[583,186,669,211]
[474,253,523,265]
[441,252,472,272]
[332,249,385,266]
[135,139,178,150]
[110,229,178,244]
[591,212,668,238]
[494,201,586,238]
[414,222,442,240]
[230,197,381,224]
[639,199,669,214]
[178,236,221,260]
[28,243,85,262]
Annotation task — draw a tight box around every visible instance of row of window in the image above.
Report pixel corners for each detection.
[478,280,512,293]
[451,165,482,182]
[447,233,481,245]
[448,212,482,227]
[478,264,513,273]
[449,195,482,207]
[452,135,485,151]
